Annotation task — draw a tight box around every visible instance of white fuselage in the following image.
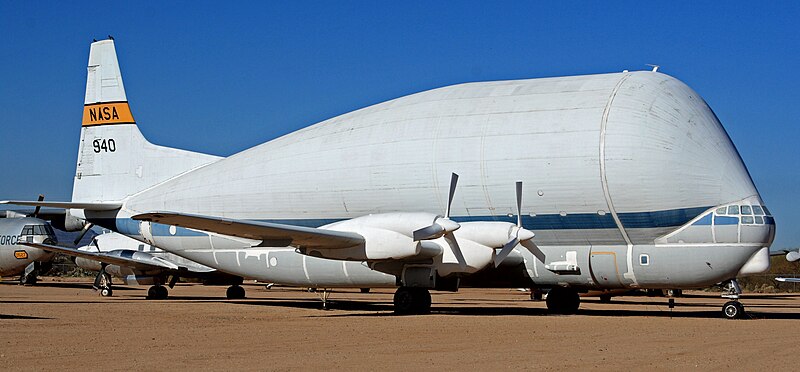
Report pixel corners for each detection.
[78,71,774,290]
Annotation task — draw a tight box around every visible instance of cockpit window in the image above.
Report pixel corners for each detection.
[755,216,764,224]
[21,226,34,235]
[715,207,727,215]
[728,205,740,215]
[762,206,772,216]
[742,216,754,225]
[752,206,765,215]
[741,205,752,215]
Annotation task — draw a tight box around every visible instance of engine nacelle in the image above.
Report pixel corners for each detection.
[433,237,495,277]
[304,226,418,261]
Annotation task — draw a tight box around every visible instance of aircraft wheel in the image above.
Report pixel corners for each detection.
[546,287,580,314]
[100,286,113,297]
[723,301,745,319]
[20,274,38,285]
[599,293,612,303]
[393,287,431,315]
[360,288,371,293]
[667,289,683,297]
[226,285,246,299]
[148,285,168,300]
[530,289,543,301]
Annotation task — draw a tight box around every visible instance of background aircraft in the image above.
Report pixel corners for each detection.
[26,231,244,299]
[5,39,775,319]
[0,215,56,284]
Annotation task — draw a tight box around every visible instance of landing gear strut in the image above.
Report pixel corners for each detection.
[545,287,580,314]
[147,285,169,300]
[721,279,746,319]
[226,285,246,299]
[19,262,39,285]
[393,287,431,315]
[93,269,113,297]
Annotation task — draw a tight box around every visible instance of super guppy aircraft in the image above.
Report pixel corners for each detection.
[7,39,775,318]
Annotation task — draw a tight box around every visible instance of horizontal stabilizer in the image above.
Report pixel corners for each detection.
[132,212,364,250]
[0,200,122,211]
[22,242,179,271]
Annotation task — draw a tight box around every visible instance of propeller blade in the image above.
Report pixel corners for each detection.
[444,173,459,218]
[521,239,545,263]
[32,194,44,218]
[495,237,519,267]
[413,224,445,241]
[73,222,94,246]
[515,181,522,227]
[443,232,467,271]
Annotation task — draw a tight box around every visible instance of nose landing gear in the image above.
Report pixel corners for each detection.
[721,279,747,320]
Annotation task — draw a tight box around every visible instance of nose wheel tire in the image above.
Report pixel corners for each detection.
[723,301,746,319]
[226,285,246,299]
[393,287,431,315]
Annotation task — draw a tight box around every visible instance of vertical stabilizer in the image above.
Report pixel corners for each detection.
[72,39,221,203]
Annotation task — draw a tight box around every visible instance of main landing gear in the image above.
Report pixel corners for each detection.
[545,287,580,314]
[226,285,246,299]
[393,287,431,315]
[721,279,747,319]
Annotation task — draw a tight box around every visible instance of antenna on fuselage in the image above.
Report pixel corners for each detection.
[646,64,660,72]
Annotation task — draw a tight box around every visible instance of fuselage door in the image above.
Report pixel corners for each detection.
[589,250,623,288]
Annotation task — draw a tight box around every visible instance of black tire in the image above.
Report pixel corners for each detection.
[415,288,431,314]
[530,290,543,301]
[360,288,371,293]
[20,274,37,286]
[723,301,745,319]
[546,287,580,314]
[100,287,113,297]
[393,287,416,315]
[156,285,169,299]
[226,285,246,299]
[599,293,612,303]
[147,286,159,299]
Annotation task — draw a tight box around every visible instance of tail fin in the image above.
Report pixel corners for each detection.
[72,39,221,203]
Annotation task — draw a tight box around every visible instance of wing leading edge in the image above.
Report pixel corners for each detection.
[22,242,179,271]
[132,212,364,250]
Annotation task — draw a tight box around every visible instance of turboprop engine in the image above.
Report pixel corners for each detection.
[300,175,544,278]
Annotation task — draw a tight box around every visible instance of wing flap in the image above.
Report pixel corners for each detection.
[132,212,364,250]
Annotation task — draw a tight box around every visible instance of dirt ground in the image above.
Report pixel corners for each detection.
[1,278,799,371]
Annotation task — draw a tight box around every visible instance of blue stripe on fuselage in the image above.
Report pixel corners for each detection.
[91,205,711,237]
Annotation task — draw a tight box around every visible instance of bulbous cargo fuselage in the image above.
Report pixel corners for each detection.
[109,71,772,290]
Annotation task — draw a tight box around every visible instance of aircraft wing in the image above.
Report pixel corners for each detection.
[132,212,364,249]
[1,200,122,211]
[22,242,179,271]
[775,277,800,283]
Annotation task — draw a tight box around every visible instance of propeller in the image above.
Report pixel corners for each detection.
[494,181,545,267]
[32,194,44,218]
[412,173,466,270]
[73,222,95,246]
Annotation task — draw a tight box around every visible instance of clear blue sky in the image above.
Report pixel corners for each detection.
[1,2,798,249]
